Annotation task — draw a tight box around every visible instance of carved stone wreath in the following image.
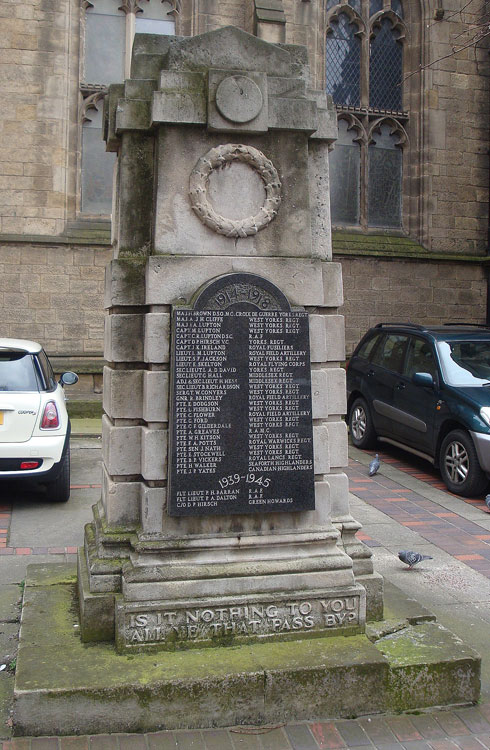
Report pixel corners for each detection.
[188,144,282,238]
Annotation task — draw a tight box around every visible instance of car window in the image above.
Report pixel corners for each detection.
[0,351,39,392]
[356,333,381,360]
[37,350,56,391]
[404,338,438,380]
[437,340,490,386]
[371,334,408,373]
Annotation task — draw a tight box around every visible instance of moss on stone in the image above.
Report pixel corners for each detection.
[66,401,103,419]
[332,230,488,263]
[25,563,77,588]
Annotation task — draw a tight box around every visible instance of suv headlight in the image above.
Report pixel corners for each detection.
[480,407,490,428]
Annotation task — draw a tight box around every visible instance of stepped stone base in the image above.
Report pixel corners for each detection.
[13,564,480,737]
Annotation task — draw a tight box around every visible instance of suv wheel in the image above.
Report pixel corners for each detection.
[439,430,488,497]
[44,446,71,503]
[349,397,377,449]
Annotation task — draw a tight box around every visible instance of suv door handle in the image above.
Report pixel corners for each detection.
[367,370,375,377]
[395,382,406,390]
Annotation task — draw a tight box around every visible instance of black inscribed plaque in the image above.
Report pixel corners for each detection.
[168,273,315,517]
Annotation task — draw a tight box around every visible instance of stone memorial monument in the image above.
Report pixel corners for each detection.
[13,26,480,737]
[77,25,382,652]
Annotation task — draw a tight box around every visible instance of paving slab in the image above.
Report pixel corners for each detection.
[0,588,21,625]
[58,740,89,749]
[376,547,490,606]
[147,731,179,749]
[0,558,63,587]
[227,731,261,749]
[284,725,319,749]
[9,503,95,550]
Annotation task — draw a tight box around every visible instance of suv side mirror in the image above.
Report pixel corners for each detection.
[413,372,434,388]
[60,371,78,387]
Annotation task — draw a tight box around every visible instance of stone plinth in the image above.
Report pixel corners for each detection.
[13,564,480,736]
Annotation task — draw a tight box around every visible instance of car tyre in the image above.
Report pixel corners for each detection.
[44,446,71,503]
[349,397,377,449]
[439,429,488,497]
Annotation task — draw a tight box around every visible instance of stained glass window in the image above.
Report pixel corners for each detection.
[370,18,402,110]
[327,0,337,9]
[368,124,402,228]
[329,119,361,225]
[349,0,361,13]
[326,13,361,106]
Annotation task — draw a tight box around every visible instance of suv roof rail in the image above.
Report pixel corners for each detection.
[442,322,490,328]
[374,322,425,331]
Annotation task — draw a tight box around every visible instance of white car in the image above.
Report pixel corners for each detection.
[0,339,78,502]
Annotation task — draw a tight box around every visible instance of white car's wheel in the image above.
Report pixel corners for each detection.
[44,446,70,503]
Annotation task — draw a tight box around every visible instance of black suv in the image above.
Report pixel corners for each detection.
[347,323,490,497]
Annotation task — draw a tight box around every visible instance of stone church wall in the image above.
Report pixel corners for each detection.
[0,0,79,236]
[341,256,487,355]
[0,242,110,354]
[0,0,488,359]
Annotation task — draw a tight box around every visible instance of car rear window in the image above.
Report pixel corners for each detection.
[356,334,380,360]
[37,350,56,391]
[0,351,39,392]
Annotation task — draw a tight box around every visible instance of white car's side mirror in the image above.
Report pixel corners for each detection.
[60,371,78,387]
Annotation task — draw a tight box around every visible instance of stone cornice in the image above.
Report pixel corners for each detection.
[0,232,111,247]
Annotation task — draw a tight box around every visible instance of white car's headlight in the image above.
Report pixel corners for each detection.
[480,407,490,428]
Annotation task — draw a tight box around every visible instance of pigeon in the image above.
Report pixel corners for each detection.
[485,494,490,511]
[398,550,433,569]
[369,454,380,476]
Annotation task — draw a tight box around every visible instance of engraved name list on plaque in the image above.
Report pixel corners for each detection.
[168,273,315,516]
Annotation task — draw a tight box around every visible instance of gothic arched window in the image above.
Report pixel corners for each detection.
[329,118,362,225]
[326,13,361,107]
[80,0,176,215]
[368,121,405,227]
[326,0,407,231]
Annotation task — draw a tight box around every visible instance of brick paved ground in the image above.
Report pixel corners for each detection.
[5,706,490,749]
[349,449,490,577]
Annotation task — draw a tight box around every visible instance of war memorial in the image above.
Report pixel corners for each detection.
[13,27,480,736]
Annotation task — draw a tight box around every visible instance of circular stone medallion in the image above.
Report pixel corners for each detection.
[215,75,263,123]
